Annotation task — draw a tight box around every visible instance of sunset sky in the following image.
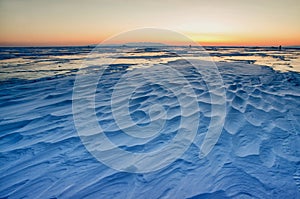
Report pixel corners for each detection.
[0,0,299,46]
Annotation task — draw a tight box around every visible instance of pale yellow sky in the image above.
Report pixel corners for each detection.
[0,0,299,46]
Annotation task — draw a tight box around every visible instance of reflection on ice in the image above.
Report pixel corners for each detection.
[0,46,299,81]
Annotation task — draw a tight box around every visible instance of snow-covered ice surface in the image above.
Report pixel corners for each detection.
[0,46,300,198]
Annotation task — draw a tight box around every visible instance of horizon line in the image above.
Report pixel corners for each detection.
[1,44,300,48]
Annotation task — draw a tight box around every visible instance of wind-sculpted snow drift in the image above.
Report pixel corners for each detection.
[0,47,300,198]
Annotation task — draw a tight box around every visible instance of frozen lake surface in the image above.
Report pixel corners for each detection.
[0,46,299,198]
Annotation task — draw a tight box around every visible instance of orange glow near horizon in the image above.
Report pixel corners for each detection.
[1,0,299,47]
[190,33,300,46]
[1,29,300,47]
[1,34,299,47]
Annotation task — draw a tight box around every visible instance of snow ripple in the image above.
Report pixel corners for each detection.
[0,60,300,198]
